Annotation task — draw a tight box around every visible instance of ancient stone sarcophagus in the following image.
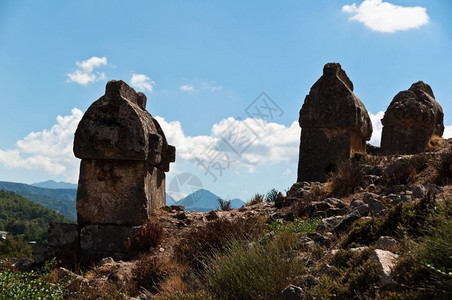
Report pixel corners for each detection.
[297,63,372,182]
[381,81,444,155]
[73,80,175,257]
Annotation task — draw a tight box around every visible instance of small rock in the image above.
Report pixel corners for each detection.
[316,216,343,234]
[351,198,364,208]
[324,198,345,208]
[367,199,386,215]
[370,249,399,290]
[376,236,397,251]
[169,205,185,212]
[238,206,248,212]
[206,210,220,220]
[412,185,427,199]
[401,195,412,203]
[307,232,331,247]
[281,284,303,300]
[176,212,187,220]
[363,193,379,204]
[333,211,361,233]
[350,246,368,252]
[100,257,114,265]
[352,204,369,217]
[297,236,315,249]
[326,207,344,217]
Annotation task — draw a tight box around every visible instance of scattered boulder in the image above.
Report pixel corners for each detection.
[376,236,398,252]
[333,210,361,233]
[381,81,444,155]
[370,249,399,290]
[281,284,304,300]
[363,193,386,215]
[297,62,372,182]
[412,184,427,199]
[316,216,343,234]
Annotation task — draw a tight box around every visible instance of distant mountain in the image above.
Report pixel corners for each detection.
[32,180,78,190]
[0,181,77,220]
[166,193,177,206]
[177,189,245,212]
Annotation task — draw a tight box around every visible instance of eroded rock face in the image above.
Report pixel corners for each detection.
[381,81,444,154]
[297,63,372,182]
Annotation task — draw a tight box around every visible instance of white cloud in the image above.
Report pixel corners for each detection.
[130,74,155,92]
[0,108,83,182]
[156,116,300,172]
[179,84,194,92]
[369,111,384,146]
[200,80,222,92]
[67,56,108,85]
[179,79,222,93]
[444,125,452,139]
[342,0,429,33]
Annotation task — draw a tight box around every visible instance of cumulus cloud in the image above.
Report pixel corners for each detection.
[156,116,300,173]
[179,79,222,93]
[369,111,384,146]
[67,56,108,85]
[179,84,194,92]
[342,0,429,33]
[444,125,452,139]
[0,108,83,182]
[130,74,155,92]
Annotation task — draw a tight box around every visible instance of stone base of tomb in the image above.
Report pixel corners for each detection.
[79,224,141,259]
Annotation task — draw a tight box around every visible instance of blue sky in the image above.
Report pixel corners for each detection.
[1,0,451,201]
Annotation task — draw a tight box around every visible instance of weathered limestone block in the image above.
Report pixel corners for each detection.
[297,63,372,182]
[79,225,140,258]
[76,160,165,226]
[381,81,444,154]
[47,222,79,248]
[74,80,175,227]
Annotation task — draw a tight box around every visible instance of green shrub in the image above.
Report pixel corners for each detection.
[0,235,32,259]
[268,218,319,235]
[341,193,437,248]
[328,159,364,197]
[392,198,452,299]
[200,237,305,300]
[309,248,380,299]
[0,261,64,299]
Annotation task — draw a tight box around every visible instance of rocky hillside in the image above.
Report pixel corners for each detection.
[0,140,450,299]
[13,139,448,300]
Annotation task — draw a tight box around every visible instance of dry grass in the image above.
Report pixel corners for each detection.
[427,135,445,152]
[125,220,165,257]
[174,216,268,272]
[328,159,364,197]
[247,193,264,206]
[132,254,166,295]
